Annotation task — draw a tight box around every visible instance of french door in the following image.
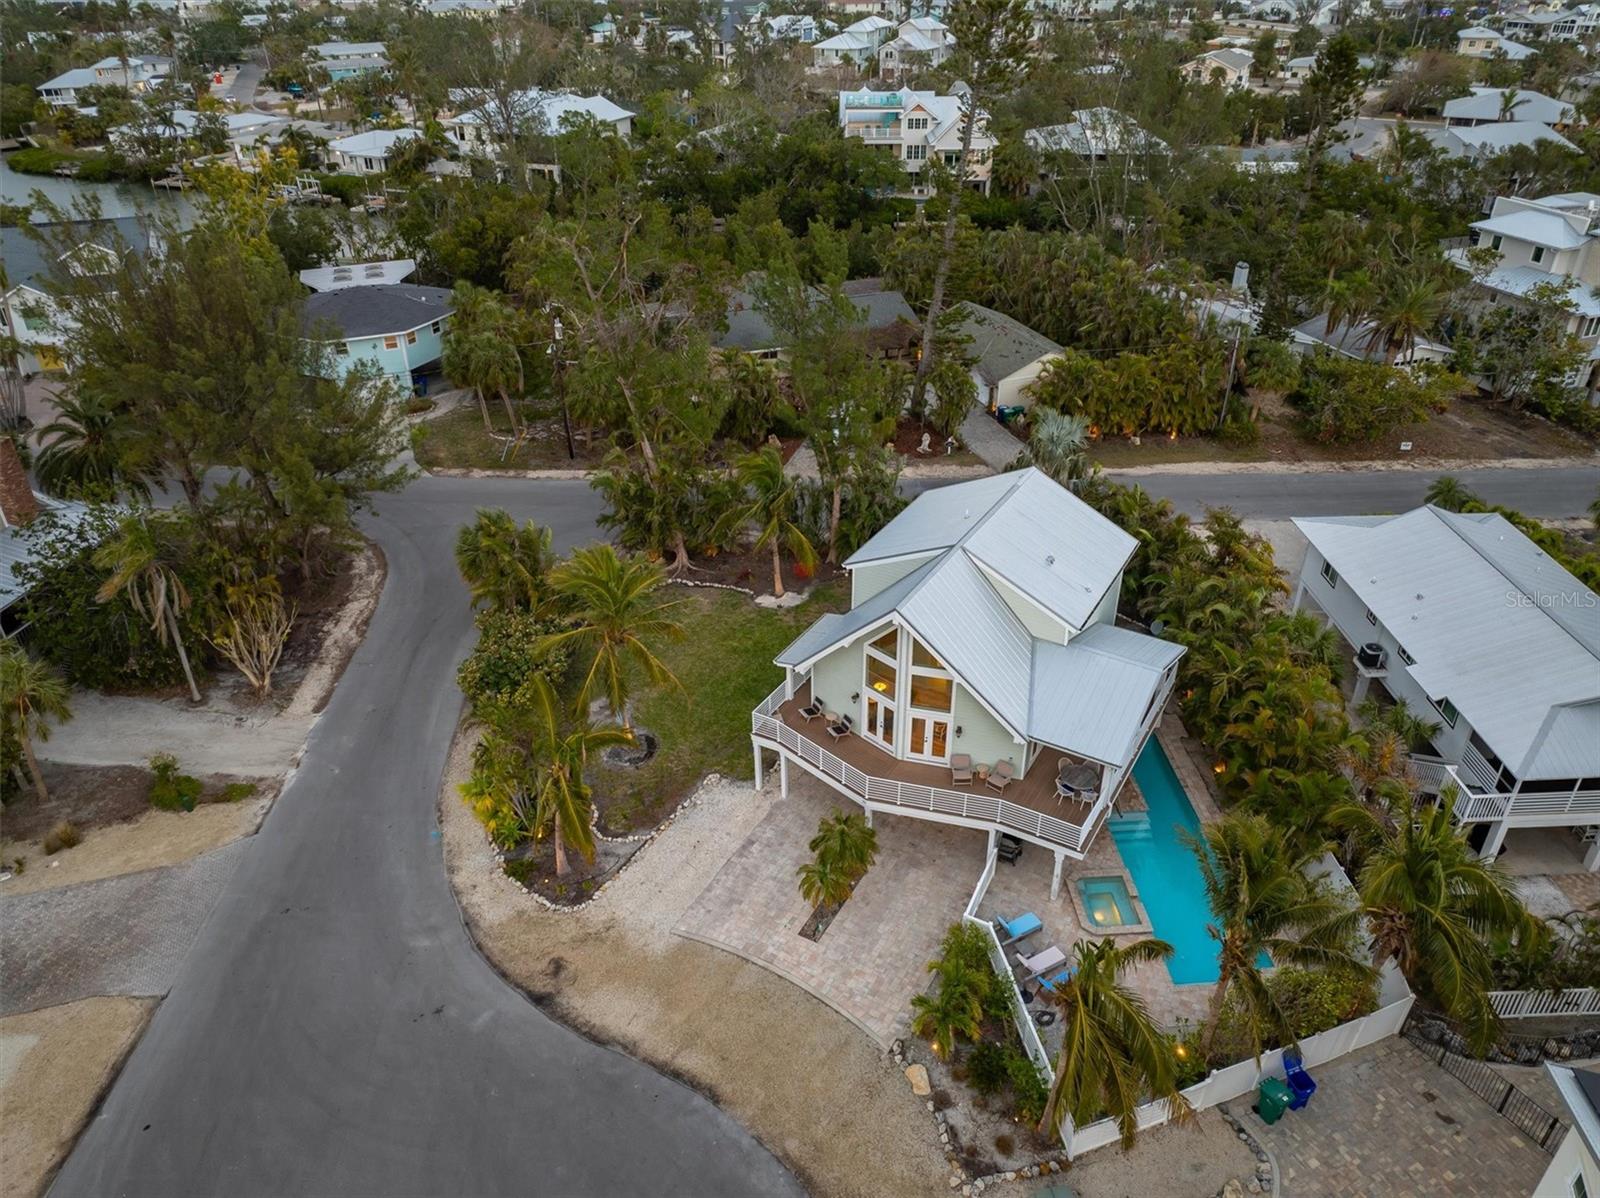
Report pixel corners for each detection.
[864,693,895,751]
[907,711,951,763]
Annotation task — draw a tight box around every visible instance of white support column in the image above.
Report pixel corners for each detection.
[752,739,763,791]
[1583,832,1600,873]
[1291,577,1306,613]
[1479,819,1509,862]
[1050,851,1065,901]
[779,753,789,799]
[987,828,997,856]
[862,806,874,828]
[1352,670,1372,706]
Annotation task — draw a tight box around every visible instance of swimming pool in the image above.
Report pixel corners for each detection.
[1108,740,1230,985]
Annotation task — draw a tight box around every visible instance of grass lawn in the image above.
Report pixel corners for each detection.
[590,580,848,833]
[414,405,609,471]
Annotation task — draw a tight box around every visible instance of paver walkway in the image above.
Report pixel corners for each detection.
[959,404,1024,471]
[675,775,986,1045]
[1236,1038,1552,1197]
[0,840,249,1015]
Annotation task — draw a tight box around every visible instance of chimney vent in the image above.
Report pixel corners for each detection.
[1231,261,1250,295]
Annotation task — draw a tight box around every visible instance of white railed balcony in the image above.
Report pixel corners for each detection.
[752,682,1105,855]
[1411,755,1600,825]
[845,125,901,142]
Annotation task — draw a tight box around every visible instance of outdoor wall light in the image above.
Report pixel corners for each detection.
[955,726,964,738]
[851,692,860,703]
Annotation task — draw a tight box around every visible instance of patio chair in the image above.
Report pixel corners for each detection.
[1015,944,1067,981]
[984,759,1015,794]
[1036,967,1074,997]
[797,695,825,721]
[949,753,974,787]
[993,911,1041,947]
[825,712,853,741]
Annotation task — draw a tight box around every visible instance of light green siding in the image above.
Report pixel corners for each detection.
[851,554,937,605]
[809,640,863,719]
[982,569,1069,642]
[953,686,1023,776]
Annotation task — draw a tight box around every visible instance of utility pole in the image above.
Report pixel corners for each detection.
[551,315,575,460]
[1215,323,1242,432]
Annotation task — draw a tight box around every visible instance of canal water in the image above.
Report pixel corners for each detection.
[1,153,196,225]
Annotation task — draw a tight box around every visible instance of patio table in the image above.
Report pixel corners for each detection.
[1056,763,1099,795]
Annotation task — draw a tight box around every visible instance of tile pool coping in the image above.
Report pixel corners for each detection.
[1067,868,1154,938]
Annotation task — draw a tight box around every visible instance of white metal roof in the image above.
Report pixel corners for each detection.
[328,128,422,157]
[1447,121,1577,155]
[1469,264,1600,317]
[1294,506,1600,779]
[1472,208,1592,249]
[1029,626,1185,766]
[447,89,632,130]
[299,259,417,291]
[0,498,97,611]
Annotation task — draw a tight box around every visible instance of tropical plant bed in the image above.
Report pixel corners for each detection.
[500,830,642,906]
[799,898,844,941]
[889,417,987,468]
[2,762,268,846]
[583,581,849,836]
[412,405,610,472]
[907,1035,1060,1178]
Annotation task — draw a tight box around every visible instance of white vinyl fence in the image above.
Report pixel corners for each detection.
[1488,988,1600,1020]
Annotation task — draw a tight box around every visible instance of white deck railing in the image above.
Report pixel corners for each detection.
[753,702,1104,854]
[1489,988,1600,1020]
[1409,755,1600,826]
[968,910,1056,1081]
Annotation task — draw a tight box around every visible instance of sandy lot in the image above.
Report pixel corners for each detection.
[0,797,269,898]
[439,727,951,1198]
[0,997,154,1198]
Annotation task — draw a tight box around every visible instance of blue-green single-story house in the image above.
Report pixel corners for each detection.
[302,284,454,389]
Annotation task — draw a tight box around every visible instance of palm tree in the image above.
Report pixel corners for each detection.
[93,514,202,703]
[797,854,854,909]
[1424,474,1478,512]
[541,544,683,729]
[1496,87,1526,122]
[715,446,816,598]
[454,508,554,611]
[1026,408,1093,492]
[1040,937,1194,1148]
[477,675,630,876]
[0,643,73,802]
[910,944,988,1060]
[806,802,883,876]
[34,391,153,502]
[1364,274,1447,364]
[1343,790,1542,1053]
[444,284,525,434]
[1186,813,1372,1060]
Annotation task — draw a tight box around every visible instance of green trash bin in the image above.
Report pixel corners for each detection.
[1253,1076,1293,1125]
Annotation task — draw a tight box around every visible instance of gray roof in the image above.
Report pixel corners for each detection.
[716,281,915,352]
[949,302,1062,386]
[1293,506,1600,779]
[1029,625,1185,766]
[301,284,453,339]
[778,470,1171,749]
[1472,208,1592,249]
[1,499,97,611]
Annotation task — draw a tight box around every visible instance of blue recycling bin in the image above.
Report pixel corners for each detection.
[1283,1049,1316,1110]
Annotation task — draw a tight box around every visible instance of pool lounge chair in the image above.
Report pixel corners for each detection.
[1036,967,1074,996]
[950,753,973,787]
[798,696,825,721]
[994,911,1041,947]
[984,760,1015,794]
[826,713,853,741]
[1016,944,1067,980]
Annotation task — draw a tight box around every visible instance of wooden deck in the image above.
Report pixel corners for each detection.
[771,683,1097,830]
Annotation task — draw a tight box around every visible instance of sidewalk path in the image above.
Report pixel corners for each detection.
[958,404,1024,471]
[0,841,250,1015]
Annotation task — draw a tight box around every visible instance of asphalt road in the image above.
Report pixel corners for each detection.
[904,465,1599,519]
[225,61,264,105]
[50,478,802,1198]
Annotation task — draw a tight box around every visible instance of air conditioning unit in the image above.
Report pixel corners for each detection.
[1357,643,1387,671]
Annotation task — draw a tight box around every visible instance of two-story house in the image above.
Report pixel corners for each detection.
[1180,48,1254,91]
[36,55,170,109]
[752,468,1184,895]
[1501,5,1600,42]
[875,16,955,80]
[812,16,895,69]
[1292,506,1600,872]
[837,87,995,198]
[1455,25,1537,59]
[302,283,453,389]
[1446,192,1600,402]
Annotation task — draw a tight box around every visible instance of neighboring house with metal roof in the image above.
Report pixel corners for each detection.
[1455,25,1537,59]
[751,468,1184,894]
[1291,506,1600,869]
[836,86,996,197]
[1289,314,1451,366]
[1444,192,1600,401]
[812,16,895,68]
[441,89,633,180]
[302,283,453,386]
[876,16,956,80]
[1442,86,1575,127]
[948,302,1063,412]
[1536,1065,1600,1198]
[326,127,423,175]
[36,55,170,108]
[312,41,388,81]
[1024,109,1168,164]
[1180,48,1254,91]
[715,277,919,362]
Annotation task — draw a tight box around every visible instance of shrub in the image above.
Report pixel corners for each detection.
[1172,1033,1209,1089]
[456,610,571,717]
[312,173,367,206]
[1004,1047,1050,1125]
[404,396,434,415]
[43,820,81,854]
[1289,353,1461,445]
[967,1039,1011,1097]
[149,752,202,812]
[217,781,257,803]
[1208,967,1378,1062]
[1218,411,1262,448]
